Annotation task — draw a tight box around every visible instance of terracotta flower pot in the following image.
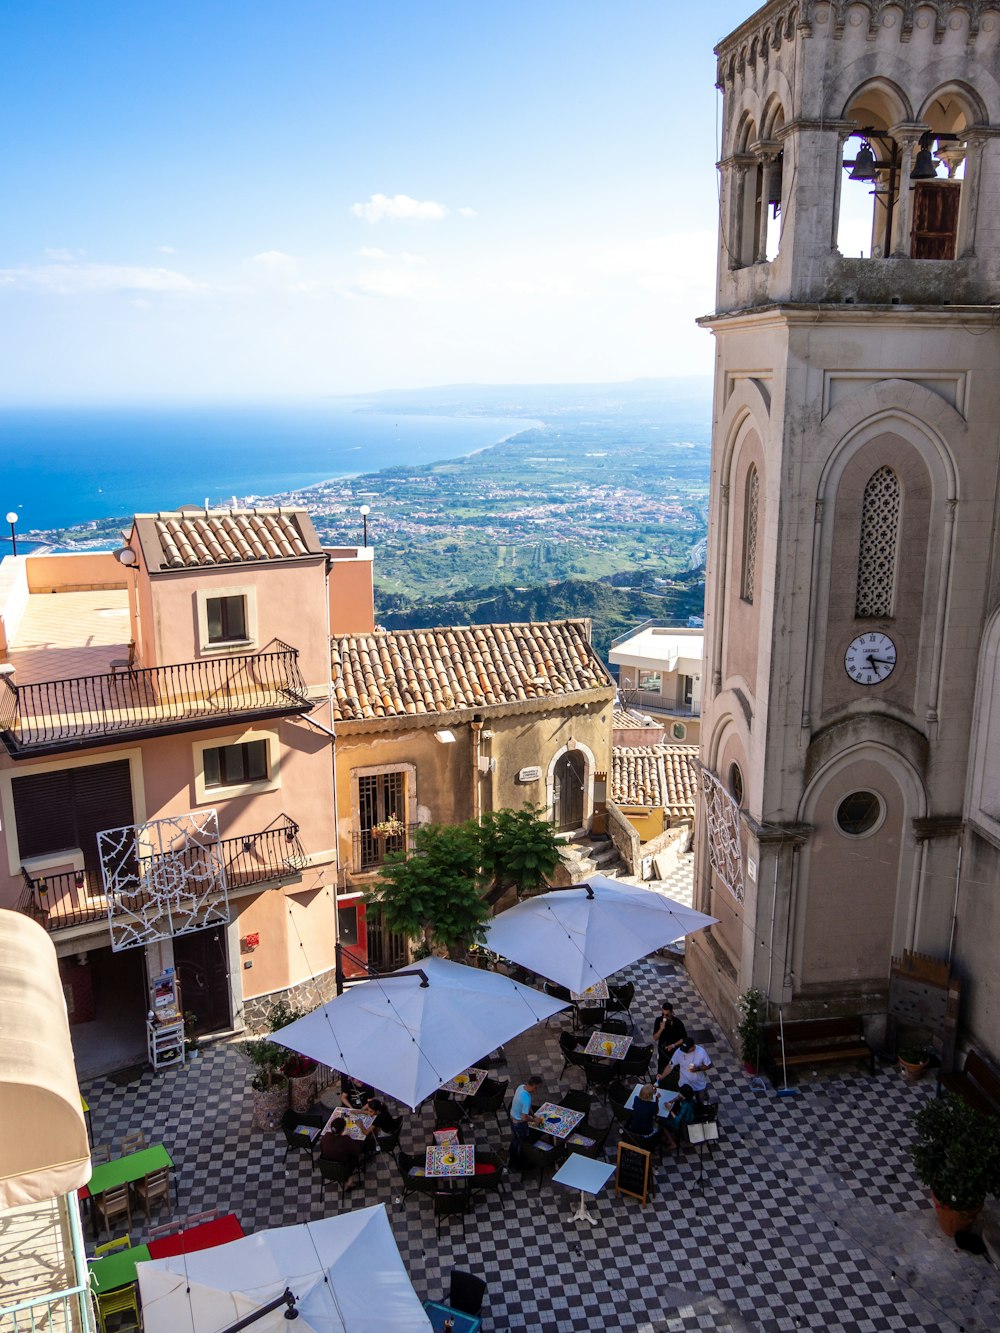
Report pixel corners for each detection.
[899,1057,930,1083]
[931,1192,983,1237]
[251,1081,289,1130]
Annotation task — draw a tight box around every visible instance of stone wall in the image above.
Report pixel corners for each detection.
[240,965,339,1034]
[606,800,641,874]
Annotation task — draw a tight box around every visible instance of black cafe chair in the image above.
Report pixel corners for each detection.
[449,1270,487,1318]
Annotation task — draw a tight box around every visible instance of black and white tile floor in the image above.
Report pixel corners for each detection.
[82,944,1000,1332]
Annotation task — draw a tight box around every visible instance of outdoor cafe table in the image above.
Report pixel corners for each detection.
[570,980,609,1003]
[322,1108,374,1142]
[440,1066,488,1097]
[88,1244,151,1294]
[425,1144,475,1178]
[81,1144,174,1201]
[625,1083,678,1118]
[552,1152,615,1227]
[583,1032,633,1060]
[146,1214,245,1258]
[532,1102,585,1141]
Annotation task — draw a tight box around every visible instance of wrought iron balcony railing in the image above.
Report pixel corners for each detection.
[0,645,310,757]
[17,814,306,932]
[352,822,418,875]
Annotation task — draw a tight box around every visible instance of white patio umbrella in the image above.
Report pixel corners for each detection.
[137,1206,430,1333]
[482,874,718,994]
[272,955,567,1109]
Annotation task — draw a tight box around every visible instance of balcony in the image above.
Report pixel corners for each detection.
[17,814,306,932]
[619,689,701,718]
[0,645,311,758]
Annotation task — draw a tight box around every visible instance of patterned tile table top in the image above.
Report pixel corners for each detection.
[322,1109,374,1142]
[533,1103,585,1139]
[440,1067,487,1096]
[570,980,609,1002]
[583,1032,633,1059]
[432,1128,460,1145]
[425,1144,475,1177]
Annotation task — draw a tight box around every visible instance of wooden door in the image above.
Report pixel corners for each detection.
[911,181,960,259]
[553,751,585,831]
[173,925,231,1035]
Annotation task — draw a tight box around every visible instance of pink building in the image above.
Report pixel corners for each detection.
[0,508,373,1074]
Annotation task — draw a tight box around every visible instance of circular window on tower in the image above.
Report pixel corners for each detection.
[672,722,687,741]
[728,763,744,807]
[836,790,883,838]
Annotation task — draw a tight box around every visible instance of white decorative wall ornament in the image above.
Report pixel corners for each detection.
[98,808,231,952]
[855,466,901,618]
[702,768,745,903]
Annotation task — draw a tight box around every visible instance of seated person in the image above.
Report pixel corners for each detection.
[340,1074,373,1108]
[627,1083,660,1139]
[661,1085,697,1151]
[319,1119,363,1180]
[363,1096,396,1135]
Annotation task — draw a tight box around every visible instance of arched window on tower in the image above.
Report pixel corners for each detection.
[855,466,900,618]
[741,465,760,602]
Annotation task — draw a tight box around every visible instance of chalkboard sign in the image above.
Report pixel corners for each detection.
[615,1141,652,1206]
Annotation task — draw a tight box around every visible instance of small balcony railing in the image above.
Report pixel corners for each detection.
[17,814,306,932]
[0,644,310,757]
[352,823,418,875]
[619,689,701,718]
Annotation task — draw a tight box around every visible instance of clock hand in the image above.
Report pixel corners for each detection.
[866,656,895,667]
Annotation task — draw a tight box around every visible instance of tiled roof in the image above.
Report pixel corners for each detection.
[613,707,658,729]
[132,508,323,571]
[612,744,699,817]
[331,621,614,722]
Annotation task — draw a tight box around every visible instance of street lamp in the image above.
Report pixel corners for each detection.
[5,512,18,556]
[359,504,370,548]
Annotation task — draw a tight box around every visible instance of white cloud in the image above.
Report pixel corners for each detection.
[44,247,80,261]
[0,262,199,295]
[251,250,295,269]
[350,193,448,223]
[458,206,478,218]
[357,246,386,260]
[398,251,428,266]
[158,245,177,254]
[347,267,438,300]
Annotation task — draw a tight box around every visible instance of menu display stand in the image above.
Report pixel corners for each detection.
[147,969,185,1071]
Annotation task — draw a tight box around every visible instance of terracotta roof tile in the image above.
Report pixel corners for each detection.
[133,508,323,571]
[331,621,613,723]
[612,744,699,818]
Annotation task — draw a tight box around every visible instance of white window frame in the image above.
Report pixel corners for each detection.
[196,584,258,654]
[193,728,280,804]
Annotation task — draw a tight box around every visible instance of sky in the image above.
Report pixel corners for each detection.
[0,1,753,403]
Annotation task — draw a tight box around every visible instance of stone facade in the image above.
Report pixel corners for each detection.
[691,0,1000,1062]
[240,964,340,1034]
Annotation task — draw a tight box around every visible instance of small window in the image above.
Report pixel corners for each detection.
[855,466,900,619]
[836,791,882,837]
[638,671,662,692]
[682,675,694,706]
[728,763,744,807]
[741,466,760,603]
[206,595,248,644]
[338,904,360,949]
[203,740,268,788]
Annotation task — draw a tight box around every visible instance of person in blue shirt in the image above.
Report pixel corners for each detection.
[661,1085,697,1151]
[509,1074,541,1165]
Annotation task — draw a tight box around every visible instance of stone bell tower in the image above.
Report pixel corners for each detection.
[689,0,1000,1052]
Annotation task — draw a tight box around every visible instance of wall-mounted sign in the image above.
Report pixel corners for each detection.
[517,766,542,783]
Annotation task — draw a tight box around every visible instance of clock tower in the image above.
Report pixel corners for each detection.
[690,0,1000,1049]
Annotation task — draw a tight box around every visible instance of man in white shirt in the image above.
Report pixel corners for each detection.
[669,1037,712,1103]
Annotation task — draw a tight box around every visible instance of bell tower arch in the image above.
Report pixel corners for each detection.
[690,1,1000,1044]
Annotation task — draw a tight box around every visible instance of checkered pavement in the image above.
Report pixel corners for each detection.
[81,873,1000,1332]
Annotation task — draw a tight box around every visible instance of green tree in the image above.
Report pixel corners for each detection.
[479,804,562,905]
[365,822,490,958]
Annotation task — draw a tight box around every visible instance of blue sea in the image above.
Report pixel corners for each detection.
[0,405,531,534]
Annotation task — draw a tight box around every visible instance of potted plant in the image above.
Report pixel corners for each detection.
[241,1034,290,1129]
[372,813,406,840]
[183,1011,199,1060]
[898,1043,931,1082]
[910,1092,1000,1235]
[283,1052,320,1114]
[736,987,765,1074]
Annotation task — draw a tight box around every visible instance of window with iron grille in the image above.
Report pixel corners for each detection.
[741,465,759,603]
[855,466,900,618]
[358,770,407,871]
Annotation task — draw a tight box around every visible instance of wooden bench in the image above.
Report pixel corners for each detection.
[763,1016,875,1082]
[939,1050,1000,1118]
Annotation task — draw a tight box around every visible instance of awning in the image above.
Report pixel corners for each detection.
[0,910,90,1208]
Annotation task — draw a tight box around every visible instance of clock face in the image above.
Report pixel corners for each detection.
[844,632,897,686]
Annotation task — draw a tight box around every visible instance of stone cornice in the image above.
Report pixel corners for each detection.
[742,813,814,846]
[913,815,964,841]
[331,685,615,738]
[698,301,1000,331]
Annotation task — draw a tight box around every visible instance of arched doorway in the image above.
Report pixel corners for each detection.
[552,751,585,831]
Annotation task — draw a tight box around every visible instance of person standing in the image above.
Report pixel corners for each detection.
[509,1074,541,1166]
[669,1037,712,1103]
[653,1000,687,1087]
